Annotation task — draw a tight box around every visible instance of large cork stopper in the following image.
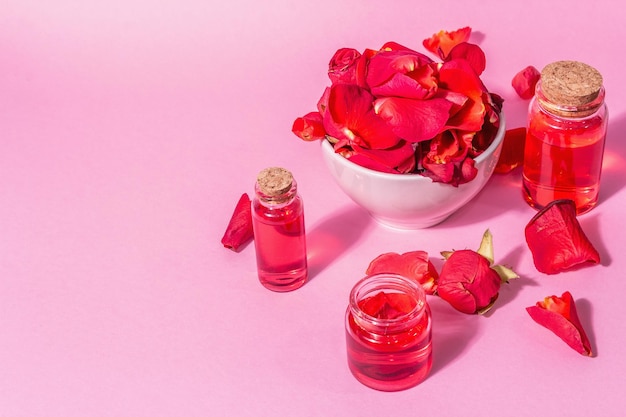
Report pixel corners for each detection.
[540,61,603,107]
[256,167,293,197]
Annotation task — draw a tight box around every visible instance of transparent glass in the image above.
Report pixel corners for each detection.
[345,274,432,391]
[522,82,608,214]
[252,178,307,292]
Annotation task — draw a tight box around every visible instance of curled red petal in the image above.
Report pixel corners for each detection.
[221,193,253,251]
[366,49,432,89]
[366,251,439,295]
[525,199,601,274]
[512,65,541,99]
[526,291,593,356]
[446,42,486,75]
[422,27,472,60]
[292,112,326,141]
[494,127,526,174]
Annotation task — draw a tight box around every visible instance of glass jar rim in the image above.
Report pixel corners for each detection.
[349,273,427,327]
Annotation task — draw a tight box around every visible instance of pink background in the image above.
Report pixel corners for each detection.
[2,0,626,416]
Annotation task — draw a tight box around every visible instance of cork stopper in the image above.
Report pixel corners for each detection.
[256,167,293,197]
[540,61,603,107]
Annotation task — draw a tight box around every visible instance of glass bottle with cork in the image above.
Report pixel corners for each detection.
[252,167,308,292]
[522,60,608,214]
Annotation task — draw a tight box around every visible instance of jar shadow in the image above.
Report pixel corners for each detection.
[306,205,373,280]
[428,296,482,376]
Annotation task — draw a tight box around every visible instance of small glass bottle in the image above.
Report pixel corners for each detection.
[345,273,432,391]
[252,167,307,292]
[522,60,608,214]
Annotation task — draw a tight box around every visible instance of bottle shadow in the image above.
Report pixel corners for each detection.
[306,205,373,280]
[598,112,626,204]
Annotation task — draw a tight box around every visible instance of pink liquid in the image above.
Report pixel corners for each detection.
[252,197,307,292]
[522,109,606,214]
[345,292,432,391]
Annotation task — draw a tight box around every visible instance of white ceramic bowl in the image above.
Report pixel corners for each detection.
[320,114,506,229]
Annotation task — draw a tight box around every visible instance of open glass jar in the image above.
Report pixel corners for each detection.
[345,273,433,391]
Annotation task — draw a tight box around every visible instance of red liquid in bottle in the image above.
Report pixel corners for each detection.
[522,62,608,214]
[345,276,432,391]
[252,198,307,291]
[522,111,606,214]
[252,167,307,292]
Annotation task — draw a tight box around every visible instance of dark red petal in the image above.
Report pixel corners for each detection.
[437,281,477,314]
[221,193,253,251]
[526,291,593,356]
[494,127,526,174]
[512,65,541,99]
[366,251,439,295]
[349,141,416,173]
[525,199,601,274]
[292,112,326,141]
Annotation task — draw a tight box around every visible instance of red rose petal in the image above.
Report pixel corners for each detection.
[525,199,600,274]
[374,96,453,143]
[446,42,486,75]
[324,84,401,149]
[494,127,526,174]
[526,291,593,356]
[366,251,438,295]
[422,27,472,60]
[221,193,254,251]
[292,111,326,141]
[512,65,540,99]
[348,141,416,174]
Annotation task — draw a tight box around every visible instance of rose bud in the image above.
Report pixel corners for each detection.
[512,65,541,99]
[366,250,439,295]
[437,230,518,314]
[526,291,593,356]
[328,47,363,85]
[221,193,253,251]
[525,199,600,274]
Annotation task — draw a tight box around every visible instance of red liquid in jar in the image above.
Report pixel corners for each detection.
[252,197,307,292]
[522,110,606,214]
[345,291,432,391]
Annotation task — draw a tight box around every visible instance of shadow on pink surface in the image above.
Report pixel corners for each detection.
[428,297,481,375]
[306,205,374,280]
[600,113,626,204]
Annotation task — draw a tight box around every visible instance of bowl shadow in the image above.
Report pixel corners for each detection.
[306,205,373,280]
